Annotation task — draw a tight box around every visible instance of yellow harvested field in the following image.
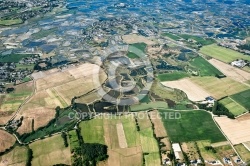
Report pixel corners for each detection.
[122,34,156,45]
[30,134,71,166]
[0,146,28,166]
[214,117,250,145]
[190,77,249,99]
[208,58,250,83]
[161,78,211,101]
[0,130,16,152]
[74,91,102,104]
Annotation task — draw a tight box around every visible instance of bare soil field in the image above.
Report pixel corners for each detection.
[116,123,128,148]
[148,110,167,138]
[161,78,211,101]
[214,117,250,145]
[237,113,250,121]
[122,34,156,45]
[181,142,200,160]
[190,77,249,99]
[208,58,250,83]
[0,130,16,152]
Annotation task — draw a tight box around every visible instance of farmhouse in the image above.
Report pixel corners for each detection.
[231,59,247,68]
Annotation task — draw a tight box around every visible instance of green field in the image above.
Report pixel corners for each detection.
[68,130,79,150]
[127,51,139,59]
[234,144,250,163]
[121,116,141,147]
[230,89,250,110]
[130,101,168,111]
[162,32,181,40]
[219,97,247,116]
[31,28,57,39]
[190,56,224,76]
[179,34,216,45]
[0,146,28,165]
[0,19,23,26]
[144,152,161,166]
[199,44,250,63]
[80,118,105,144]
[158,72,190,81]
[160,110,226,143]
[0,54,32,63]
[128,43,147,58]
[0,82,34,113]
[30,134,71,166]
[139,127,159,153]
[16,64,35,70]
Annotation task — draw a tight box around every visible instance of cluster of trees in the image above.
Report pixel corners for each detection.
[61,132,68,147]
[213,101,235,119]
[71,128,108,166]
[237,44,250,51]
[72,143,108,166]
[204,146,216,153]
[26,147,33,166]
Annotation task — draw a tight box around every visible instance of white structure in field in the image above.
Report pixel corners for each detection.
[172,143,182,160]
[231,59,247,68]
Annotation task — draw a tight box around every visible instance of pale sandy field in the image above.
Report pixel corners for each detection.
[122,34,156,45]
[161,78,211,101]
[214,116,250,145]
[208,58,250,83]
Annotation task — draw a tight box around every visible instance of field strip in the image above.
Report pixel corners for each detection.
[116,123,128,148]
[208,58,250,83]
[51,88,68,107]
[211,141,230,147]
[228,96,248,113]
[242,142,250,152]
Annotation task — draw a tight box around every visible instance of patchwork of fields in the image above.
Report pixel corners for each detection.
[15,63,107,134]
[190,76,249,99]
[79,114,160,166]
[219,97,247,116]
[0,81,34,125]
[29,134,71,166]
